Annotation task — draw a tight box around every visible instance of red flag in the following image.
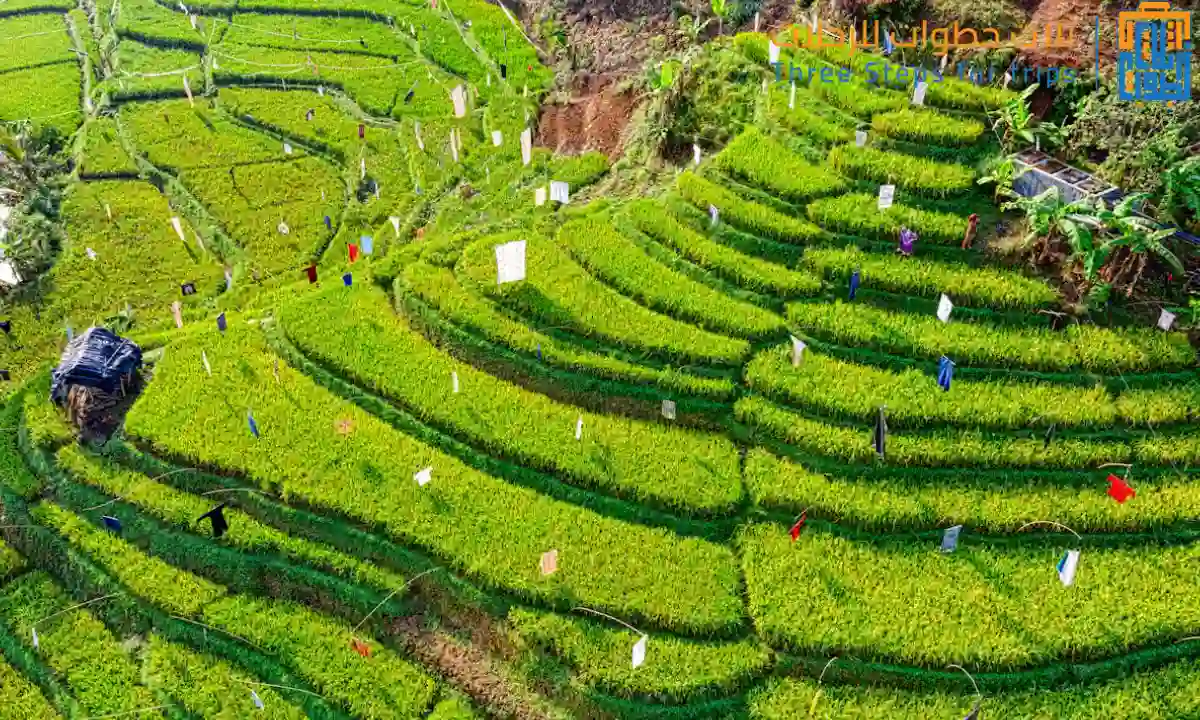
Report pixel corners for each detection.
[358,124,365,139]
[305,265,317,283]
[790,511,806,541]
[348,244,359,262]
[350,638,371,657]
[1107,474,1135,503]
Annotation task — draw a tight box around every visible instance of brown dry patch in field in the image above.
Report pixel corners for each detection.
[536,73,638,156]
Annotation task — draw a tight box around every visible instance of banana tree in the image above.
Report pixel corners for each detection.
[1091,193,1183,295]
[989,85,1065,153]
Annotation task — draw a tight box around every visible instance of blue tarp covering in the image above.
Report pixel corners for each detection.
[50,327,142,405]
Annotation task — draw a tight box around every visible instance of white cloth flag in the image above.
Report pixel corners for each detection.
[790,335,806,367]
[201,350,212,377]
[283,142,293,154]
[575,415,582,441]
[789,81,796,109]
[450,130,459,162]
[317,85,324,96]
[709,204,719,226]
[495,239,527,284]
[534,187,547,206]
[550,181,570,204]
[389,216,401,237]
[1158,309,1176,331]
[189,14,197,29]
[31,627,38,649]
[768,39,780,64]
[632,635,647,668]
[937,294,954,323]
[360,158,366,180]
[492,130,502,146]
[415,121,424,150]
[171,217,186,242]
[278,220,289,235]
[520,128,532,166]
[0,260,21,287]
[86,247,97,260]
[172,301,183,329]
[450,85,467,117]
[877,184,895,210]
[912,81,928,106]
[661,399,676,420]
[452,371,459,393]
[940,54,949,72]
[1058,549,1080,586]
[693,143,701,166]
[105,203,112,220]
[414,467,432,486]
[856,130,867,147]
[183,76,193,106]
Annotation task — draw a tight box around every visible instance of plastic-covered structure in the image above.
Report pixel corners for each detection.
[50,327,142,406]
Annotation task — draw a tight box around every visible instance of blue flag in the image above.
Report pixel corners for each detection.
[937,356,954,391]
[849,269,860,300]
[882,29,895,56]
[102,516,122,533]
[216,312,227,333]
[251,689,264,709]
[247,410,259,438]
[343,272,352,286]
[324,215,332,230]
[536,342,542,361]
[361,235,374,255]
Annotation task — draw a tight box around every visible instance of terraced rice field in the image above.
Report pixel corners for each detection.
[0,3,1197,718]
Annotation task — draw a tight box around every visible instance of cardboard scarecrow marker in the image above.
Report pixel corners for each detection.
[961,213,979,250]
[540,549,558,575]
[494,240,526,285]
[877,184,895,210]
[940,525,962,553]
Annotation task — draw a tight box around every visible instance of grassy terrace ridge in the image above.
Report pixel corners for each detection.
[745,344,1200,430]
[712,127,848,203]
[54,444,412,595]
[457,233,751,366]
[798,245,1057,309]
[743,448,1200,534]
[870,108,986,146]
[0,571,163,718]
[787,300,1197,375]
[735,395,1144,469]
[33,498,440,719]
[804,192,968,245]
[624,200,822,297]
[143,634,310,720]
[739,523,1200,669]
[828,144,977,197]
[557,215,786,338]
[124,321,745,634]
[748,666,1200,719]
[509,608,773,703]
[0,653,61,719]
[675,171,825,245]
[278,283,744,516]
[398,262,737,399]
[119,99,345,274]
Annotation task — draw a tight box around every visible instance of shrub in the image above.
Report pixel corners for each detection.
[79,119,138,177]
[739,522,1200,668]
[558,217,785,338]
[279,284,744,516]
[458,233,750,366]
[785,301,1197,374]
[399,262,735,399]
[799,245,1056,308]
[827,144,976,196]
[124,323,746,635]
[675,172,824,245]
[713,128,848,203]
[870,108,985,146]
